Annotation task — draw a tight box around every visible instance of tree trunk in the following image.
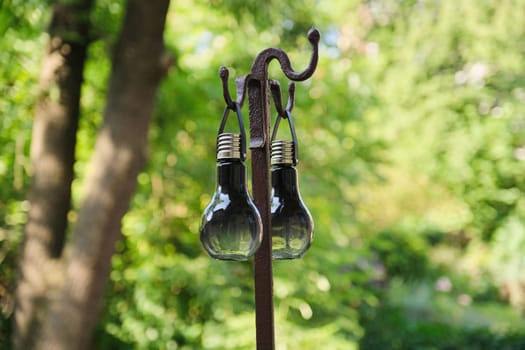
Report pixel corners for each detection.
[35,1,171,349]
[13,1,93,349]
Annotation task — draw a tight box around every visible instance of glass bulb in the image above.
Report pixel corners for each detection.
[270,140,314,259]
[200,133,262,261]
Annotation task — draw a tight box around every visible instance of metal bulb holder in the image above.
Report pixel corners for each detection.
[199,106,263,261]
[208,29,320,349]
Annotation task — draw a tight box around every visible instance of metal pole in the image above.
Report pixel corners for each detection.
[218,29,319,350]
[249,63,276,350]
[246,29,320,350]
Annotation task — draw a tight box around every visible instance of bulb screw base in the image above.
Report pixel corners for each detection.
[217,133,242,160]
[271,140,296,166]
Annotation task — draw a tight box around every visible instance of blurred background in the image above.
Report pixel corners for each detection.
[2,0,525,349]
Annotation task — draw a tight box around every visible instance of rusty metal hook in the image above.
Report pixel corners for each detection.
[269,80,286,118]
[270,80,295,116]
[250,28,319,81]
[270,80,295,120]
[269,80,296,115]
[235,75,249,107]
[219,66,236,110]
[220,66,250,109]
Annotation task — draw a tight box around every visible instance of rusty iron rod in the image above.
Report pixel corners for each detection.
[247,28,319,350]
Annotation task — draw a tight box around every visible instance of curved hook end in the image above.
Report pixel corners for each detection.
[219,66,235,109]
[219,66,229,80]
[307,28,320,46]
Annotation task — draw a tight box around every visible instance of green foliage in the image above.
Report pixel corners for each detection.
[369,228,429,281]
[361,304,525,350]
[488,215,525,308]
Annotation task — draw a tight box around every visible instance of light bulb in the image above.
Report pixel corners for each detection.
[270,140,314,259]
[200,133,263,261]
